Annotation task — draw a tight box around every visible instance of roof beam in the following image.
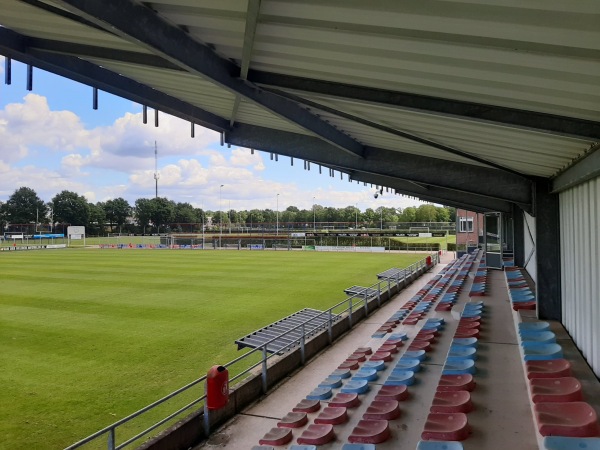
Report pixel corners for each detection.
[226,123,533,209]
[248,71,600,141]
[0,27,228,132]
[54,0,364,158]
[264,86,526,177]
[349,172,513,213]
[552,144,600,193]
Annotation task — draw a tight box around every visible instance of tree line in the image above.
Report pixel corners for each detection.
[0,186,456,235]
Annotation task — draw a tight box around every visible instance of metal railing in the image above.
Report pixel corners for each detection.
[65,253,438,450]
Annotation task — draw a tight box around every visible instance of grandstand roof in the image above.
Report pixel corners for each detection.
[1,0,599,213]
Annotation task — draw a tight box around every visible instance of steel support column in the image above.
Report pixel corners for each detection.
[513,204,525,268]
[534,179,562,321]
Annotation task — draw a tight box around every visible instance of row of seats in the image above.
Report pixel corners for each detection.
[517,321,600,449]
[505,267,536,311]
[418,301,484,449]
[469,267,488,297]
[255,254,476,449]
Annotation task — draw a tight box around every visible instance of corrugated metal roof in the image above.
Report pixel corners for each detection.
[1,0,599,210]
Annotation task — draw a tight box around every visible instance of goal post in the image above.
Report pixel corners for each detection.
[67,226,86,248]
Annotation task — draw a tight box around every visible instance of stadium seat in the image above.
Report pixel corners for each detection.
[437,374,476,392]
[341,444,376,450]
[329,392,360,408]
[530,377,583,403]
[521,331,556,344]
[297,424,335,445]
[352,368,379,382]
[375,384,409,401]
[338,360,360,370]
[363,399,401,420]
[293,399,321,413]
[377,344,400,353]
[277,411,308,428]
[341,380,370,394]
[384,370,415,386]
[542,436,600,450]
[447,346,477,360]
[430,391,473,413]
[319,376,343,388]
[526,359,572,379]
[442,359,476,376]
[394,358,422,372]
[404,350,427,361]
[314,406,348,425]
[519,321,551,334]
[363,360,386,371]
[259,427,293,446]
[331,368,352,379]
[421,413,471,441]
[348,419,391,444]
[370,351,393,362]
[416,441,464,450]
[306,386,332,400]
[289,446,317,450]
[535,402,600,437]
[523,343,564,361]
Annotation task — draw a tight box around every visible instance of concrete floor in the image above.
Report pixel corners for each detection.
[194,253,582,450]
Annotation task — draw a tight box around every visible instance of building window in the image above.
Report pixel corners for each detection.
[459,217,474,233]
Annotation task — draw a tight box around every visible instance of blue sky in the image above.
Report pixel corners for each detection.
[0,56,424,212]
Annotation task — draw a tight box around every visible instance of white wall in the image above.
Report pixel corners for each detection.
[523,211,537,284]
[560,176,600,377]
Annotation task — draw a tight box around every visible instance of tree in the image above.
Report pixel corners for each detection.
[415,204,437,222]
[174,202,198,224]
[51,190,90,226]
[3,187,47,225]
[400,207,416,223]
[88,202,107,235]
[436,206,451,222]
[134,198,154,232]
[149,197,175,233]
[104,198,131,233]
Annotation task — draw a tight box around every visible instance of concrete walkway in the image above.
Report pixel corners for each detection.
[196,252,539,450]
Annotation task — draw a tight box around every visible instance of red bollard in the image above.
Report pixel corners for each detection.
[206,365,229,410]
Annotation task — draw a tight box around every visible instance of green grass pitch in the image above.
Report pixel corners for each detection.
[0,249,426,449]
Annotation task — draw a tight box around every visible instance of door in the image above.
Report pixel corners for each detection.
[485,212,503,269]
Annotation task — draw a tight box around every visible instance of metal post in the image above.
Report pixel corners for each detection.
[363,291,368,316]
[300,324,306,364]
[107,428,116,450]
[327,310,333,344]
[377,282,381,307]
[261,345,268,393]
[348,298,353,327]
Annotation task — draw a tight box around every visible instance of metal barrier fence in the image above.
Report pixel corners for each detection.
[64,253,438,450]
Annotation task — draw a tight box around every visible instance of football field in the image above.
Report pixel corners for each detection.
[0,248,425,449]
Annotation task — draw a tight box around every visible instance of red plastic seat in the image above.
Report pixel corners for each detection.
[277,411,308,428]
[338,360,359,370]
[457,321,480,329]
[375,384,409,401]
[535,402,600,437]
[314,406,348,425]
[414,334,436,342]
[408,341,432,352]
[384,339,404,348]
[377,344,399,354]
[431,390,473,413]
[526,359,572,379]
[435,304,453,311]
[383,321,398,328]
[370,352,393,362]
[421,413,471,441]
[437,374,476,392]
[531,377,583,403]
[455,328,479,339]
[329,392,360,408]
[348,419,391,444]
[355,347,373,355]
[513,301,536,311]
[293,398,321,413]
[376,325,393,333]
[259,427,293,446]
[403,318,419,325]
[297,424,335,445]
[460,316,481,322]
[347,353,366,362]
[363,399,401,420]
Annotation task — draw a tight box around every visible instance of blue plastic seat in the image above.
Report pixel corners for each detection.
[394,358,421,372]
[519,321,550,332]
[416,441,464,450]
[520,331,556,344]
[522,342,563,361]
[542,436,600,450]
[307,386,332,400]
[452,337,478,347]
[448,346,477,360]
[388,332,408,341]
[363,360,386,371]
[319,376,343,388]
[404,350,427,361]
[384,370,415,386]
[341,444,376,450]
[442,359,476,375]
[352,368,378,382]
[330,368,352,379]
[290,446,318,450]
[341,379,369,394]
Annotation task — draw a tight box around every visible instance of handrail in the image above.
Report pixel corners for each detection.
[64,252,438,450]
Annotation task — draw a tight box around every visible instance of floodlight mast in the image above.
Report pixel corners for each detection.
[154,141,160,198]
